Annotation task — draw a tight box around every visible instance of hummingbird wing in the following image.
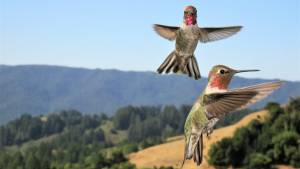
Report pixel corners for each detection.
[198,26,242,43]
[228,81,285,110]
[203,81,285,119]
[203,91,258,119]
[153,24,180,41]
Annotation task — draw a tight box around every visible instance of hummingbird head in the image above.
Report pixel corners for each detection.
[183,5,197,25]
[207,65,260,90]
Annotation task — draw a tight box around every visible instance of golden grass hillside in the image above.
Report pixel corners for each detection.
[130,110,296,169]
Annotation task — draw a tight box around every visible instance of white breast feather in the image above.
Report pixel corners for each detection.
[205,86,227,94]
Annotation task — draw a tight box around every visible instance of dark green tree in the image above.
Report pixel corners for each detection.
[91,152,106,169]
[289,97,300,112]
[207,137,233,167]
[111,149,127,164]
[25,152,40,169]
[291,149,300,168]
[139,139,152,149]
[246,153,272,169]
[264,102,280,111]
[122,144,139,155]
[159,166,173,169]
[100,112,108,120]
[271,131,300,163]
[41,159,50,169]
[119,162,136,169]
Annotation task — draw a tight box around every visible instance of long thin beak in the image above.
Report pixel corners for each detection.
[235,69,260,73]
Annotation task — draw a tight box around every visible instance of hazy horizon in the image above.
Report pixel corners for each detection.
[2,63,299,82]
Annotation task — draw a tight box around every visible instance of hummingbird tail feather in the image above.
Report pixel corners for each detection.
[184,56,201,80]
[181,142,188,168]
[190,56,201,80]
[172,61,179,73]
[157,50,176,74]
[186,61,193,78]
[165,57,175,74]
[182,134,204,168]
[181,135,193,168]
[193,134,203,166]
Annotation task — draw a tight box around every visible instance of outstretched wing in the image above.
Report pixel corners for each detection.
[153,24,180,41]
[203,81,285,119]
[229,81,285,110]
[203,91,257,119]
[199,26,242,43]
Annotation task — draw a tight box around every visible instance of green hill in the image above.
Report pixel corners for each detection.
[1,99,298,169]
[0,104,258,151]
[5,120,127,153]
[1,64,299,125]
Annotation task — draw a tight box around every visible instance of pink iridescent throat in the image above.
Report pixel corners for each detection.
[185,20,193,25]
[210,75,230,90]
[184,15,195,25]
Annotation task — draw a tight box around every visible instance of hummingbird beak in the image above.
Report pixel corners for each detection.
[235,69,260,73]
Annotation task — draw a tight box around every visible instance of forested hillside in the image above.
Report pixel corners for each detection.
[1,65,299,125]
[0,109,107,147]
[0,104,257,147]
[208,97,300,168]
[0,103,259,169]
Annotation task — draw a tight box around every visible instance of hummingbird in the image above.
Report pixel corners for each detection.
[181,65,285,167]
[154,5,243,80]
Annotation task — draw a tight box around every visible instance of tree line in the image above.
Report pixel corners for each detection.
[0,109,106,146]
[112,104,258,142]
[208,97,300,169]
[0,102,258,147]
[0,102,260,169]
[0,141,134,169]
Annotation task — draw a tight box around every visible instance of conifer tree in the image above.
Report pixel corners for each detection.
[25,152,40,169]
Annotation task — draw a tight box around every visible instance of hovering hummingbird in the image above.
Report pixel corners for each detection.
[182,65,285,167]
[154,5,243,80]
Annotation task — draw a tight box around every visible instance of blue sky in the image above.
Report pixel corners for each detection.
[1,0,299,81]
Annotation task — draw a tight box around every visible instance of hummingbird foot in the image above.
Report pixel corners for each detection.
[205,128,214,136]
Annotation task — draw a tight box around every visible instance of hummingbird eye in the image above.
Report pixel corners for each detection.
[220,70,225,74]
[191,13,194,15]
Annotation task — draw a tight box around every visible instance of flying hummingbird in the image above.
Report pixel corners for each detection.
[182,65,285,167]
[154,5,243,80]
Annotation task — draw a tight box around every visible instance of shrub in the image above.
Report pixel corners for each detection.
[110,129,118,134]
[122,144,139,155]
[246,153,272,169]
[264,102,280,111]
[139,139,153,150]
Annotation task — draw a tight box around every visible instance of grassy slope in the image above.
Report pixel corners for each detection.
[5,134,60,152]
[5,119,127,152]
[97,120,127,144]
[129,110,295,169]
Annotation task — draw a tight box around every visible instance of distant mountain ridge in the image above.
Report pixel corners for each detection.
[0,65,299,126]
